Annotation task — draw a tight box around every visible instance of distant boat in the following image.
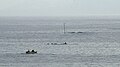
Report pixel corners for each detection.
[68,32,83,34]
[26,50,37,54]
[47,42,67,45]
[68,32,76,33]
[77,32,83,33]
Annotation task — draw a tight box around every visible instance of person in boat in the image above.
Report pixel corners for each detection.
[64,42,67,44]
[31,50,37,53]
[26,50,30,53]
[31,50,35,52]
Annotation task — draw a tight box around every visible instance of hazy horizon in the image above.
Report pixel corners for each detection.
[0,16,120,25]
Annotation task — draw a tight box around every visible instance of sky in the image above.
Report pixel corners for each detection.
[0,0,120,17]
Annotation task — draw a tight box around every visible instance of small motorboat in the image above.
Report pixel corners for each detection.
[26,50,37,54]
[47,42,67,45]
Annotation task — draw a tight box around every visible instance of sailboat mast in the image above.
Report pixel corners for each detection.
[64,23,66,34]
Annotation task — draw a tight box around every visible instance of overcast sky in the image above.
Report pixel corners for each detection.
[0,0,120,17]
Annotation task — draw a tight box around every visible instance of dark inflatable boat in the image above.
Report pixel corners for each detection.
[26,50,37,54]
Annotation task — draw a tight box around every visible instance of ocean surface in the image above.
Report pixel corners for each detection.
[0,17,120,67]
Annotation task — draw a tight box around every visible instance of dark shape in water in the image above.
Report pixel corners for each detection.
[68,32,76,33]
[77,32,83,33]
[47,42,67,45]
[64,42,67,44]
[26,50,37,54]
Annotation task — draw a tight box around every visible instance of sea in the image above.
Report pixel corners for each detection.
[0,17,120,67]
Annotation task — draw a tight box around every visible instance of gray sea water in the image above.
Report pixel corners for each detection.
[0,17,120,67]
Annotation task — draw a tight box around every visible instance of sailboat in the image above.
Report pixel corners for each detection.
[63,23,66,34]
